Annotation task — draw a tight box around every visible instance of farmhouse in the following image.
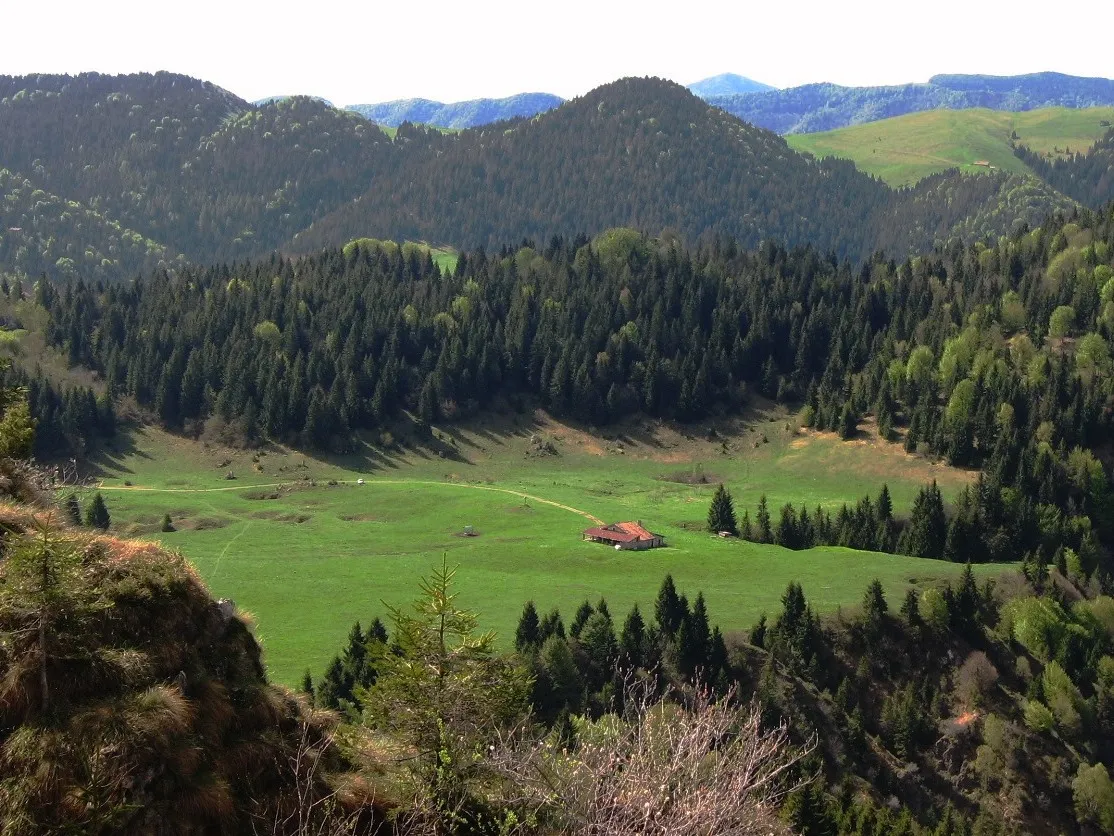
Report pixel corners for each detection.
[582,521,665,550]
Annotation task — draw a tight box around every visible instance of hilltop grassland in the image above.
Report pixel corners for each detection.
[787,106,1114,185]
[78,410,996,685]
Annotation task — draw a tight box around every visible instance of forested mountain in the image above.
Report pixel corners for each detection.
[0,72,1090,279]
[297,78,1074,262]
[687,72,776,96]
[709,71,1114,135]
[346,92,564,129]
[0,73,421,269]
[1015,128,1114,208]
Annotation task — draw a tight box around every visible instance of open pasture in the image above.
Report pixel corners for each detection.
[787,106,1114,186]
[86,410,1001,685]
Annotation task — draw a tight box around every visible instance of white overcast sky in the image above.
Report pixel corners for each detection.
[5,0,1112,105]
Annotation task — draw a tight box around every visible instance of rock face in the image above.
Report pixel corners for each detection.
[0,502,387,835]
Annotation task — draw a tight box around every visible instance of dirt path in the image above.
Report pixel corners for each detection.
[98,478,605,526]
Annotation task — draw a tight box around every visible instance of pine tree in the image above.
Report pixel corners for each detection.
[654,574,686,637]
[570,600,594,638]
[756,494,772,543]
[63,493,82,526]
[750,614,768,648]
[539,608,565,642]
[862,579,888,636]
[84,492,110,530]
[515,600,541,651]
[839,402,858,439]
[1,521,108,710]
[619,604,646,669]
[877,483,893,522]
[160,513,174,533]
[900,587,922,627]
[707,483,737,534]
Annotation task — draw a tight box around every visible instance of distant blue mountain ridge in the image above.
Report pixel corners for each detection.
[686,73,777,97]
[317,71,1114,135]
[705,71,1114,134]
[345,93,564,129]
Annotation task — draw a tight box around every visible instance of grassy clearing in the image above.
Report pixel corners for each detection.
[71,407,1004,686]
[787,107,1114,186]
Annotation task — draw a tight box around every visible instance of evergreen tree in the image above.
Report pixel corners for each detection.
[877,483,893,522]
[515,600,541,651]
[619,604,646,669]
[900,586,922,627]
[84,492,110,530]
[862,579,888,636]
[707,483,738,534]
[570,600,594,638]
[905,481,947,558]
[539,608,565,642]
[63,493,82,526]
[756,494,772,543]
[654,574,686,637]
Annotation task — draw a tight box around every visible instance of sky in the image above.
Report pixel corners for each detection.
[5,0,1113,106]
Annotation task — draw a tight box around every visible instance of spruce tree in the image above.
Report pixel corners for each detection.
[900,587,922,627]
[707,483,737,534]
[515,601,541,651]
[84,492,110,530]
[862,579,888,635]
[570,600,594,638]
[63,493,82,526]
[877,483,893,522]
[654,574,685,637]
[756,494,772,543]
[619,604,646,669]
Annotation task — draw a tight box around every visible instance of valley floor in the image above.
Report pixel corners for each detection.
[83,406,1002,685]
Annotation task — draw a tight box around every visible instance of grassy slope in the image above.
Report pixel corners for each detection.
[77,409,1002,686]
[787,106,1114,186]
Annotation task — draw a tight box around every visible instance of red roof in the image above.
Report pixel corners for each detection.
[616,521,654,540]
[584,522,657,543]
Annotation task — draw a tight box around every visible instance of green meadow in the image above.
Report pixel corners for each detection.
[76,408,1008,686]
[787,106,1114,186]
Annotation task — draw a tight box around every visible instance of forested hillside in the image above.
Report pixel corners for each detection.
[296,77,1075,261]
[1015,128,1114,209]
[30,204,1114,566]
[0,72,1089,280]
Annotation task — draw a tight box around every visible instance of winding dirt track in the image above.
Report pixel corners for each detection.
[98,478,604,525]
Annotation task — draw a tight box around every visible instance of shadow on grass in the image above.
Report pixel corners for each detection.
[73,420,151,479]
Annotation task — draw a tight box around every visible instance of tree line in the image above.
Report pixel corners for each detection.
[31,203,1114,562]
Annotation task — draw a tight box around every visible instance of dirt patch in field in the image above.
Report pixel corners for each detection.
[241,490,282,500]
[339,513,383,522]
[658,469,721,485]
[655,451,695,464]
[784,425,975,490]
[275,513,312,524]
[504,504,536,513]
[180,517,232,531]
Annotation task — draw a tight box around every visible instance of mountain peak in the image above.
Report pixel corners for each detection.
[688,73,777,97]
